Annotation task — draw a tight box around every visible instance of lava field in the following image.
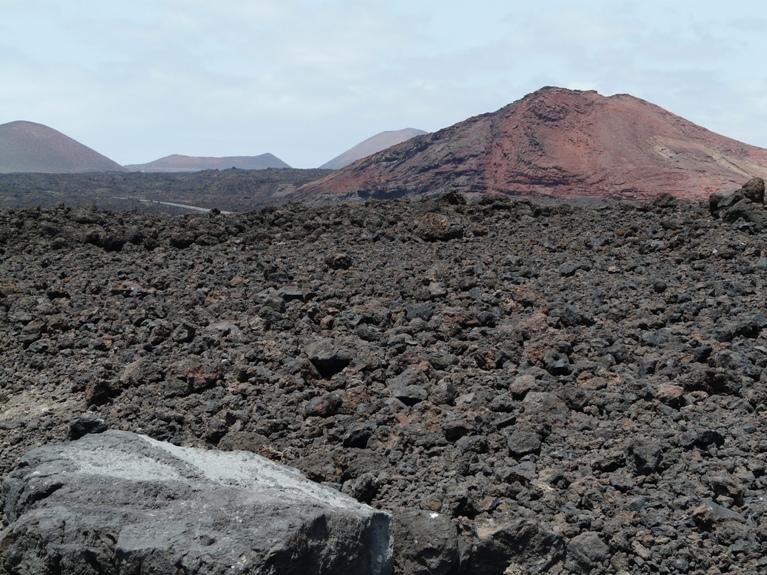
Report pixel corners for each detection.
[1,194,766,574]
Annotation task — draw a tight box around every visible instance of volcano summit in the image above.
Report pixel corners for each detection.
[297,87,767,202]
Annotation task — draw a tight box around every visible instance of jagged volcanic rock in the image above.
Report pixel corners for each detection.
[296,87,767,201]
[0,121,124,174]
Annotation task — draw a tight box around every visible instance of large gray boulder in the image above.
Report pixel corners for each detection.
[0,431,392,575]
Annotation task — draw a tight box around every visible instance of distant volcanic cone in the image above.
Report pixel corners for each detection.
[0,121,124,173]
[320,128,427,170]
[125,153,290,172]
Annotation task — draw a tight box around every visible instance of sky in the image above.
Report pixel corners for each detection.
[1,0,766,167]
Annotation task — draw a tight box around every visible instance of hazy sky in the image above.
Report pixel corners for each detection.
[2,1,765,167]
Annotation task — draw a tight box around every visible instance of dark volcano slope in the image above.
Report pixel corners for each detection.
[1,196,766,574]
[0,168,331,213]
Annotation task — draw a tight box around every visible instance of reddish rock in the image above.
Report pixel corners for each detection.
[296,87,767,202]
[656,383,685,407]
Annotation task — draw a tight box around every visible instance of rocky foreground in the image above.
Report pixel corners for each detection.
[1,192,767,574]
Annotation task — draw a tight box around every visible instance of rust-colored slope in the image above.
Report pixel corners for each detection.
[296,87,767,201]
[0,121,124,174]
